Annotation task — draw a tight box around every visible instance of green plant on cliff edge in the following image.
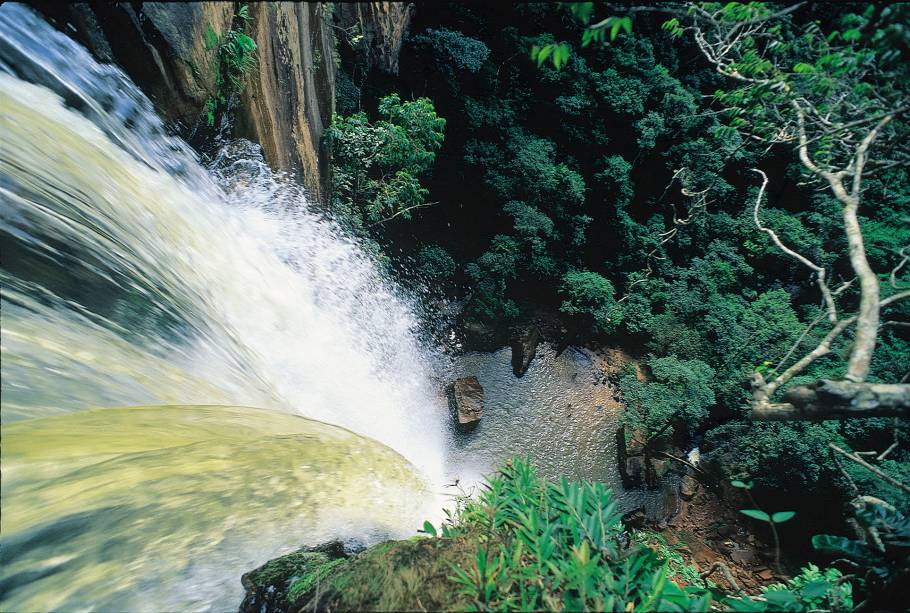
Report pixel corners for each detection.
[436,458,713,611]
[204,4,257,127]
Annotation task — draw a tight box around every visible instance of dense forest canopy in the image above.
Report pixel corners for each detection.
[324,3,909,607]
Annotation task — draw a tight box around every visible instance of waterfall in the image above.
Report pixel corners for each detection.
[0,5,448,610]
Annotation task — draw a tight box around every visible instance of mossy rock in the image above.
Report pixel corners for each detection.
[239,541,351,613]
[240,536,475,612]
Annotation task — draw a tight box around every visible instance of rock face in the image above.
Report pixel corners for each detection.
[450,376,484,430]
[33,3,413,203]
[235,3,336,202]
[335,2,414,74]
[511,326,540,377]
[33,3,235,128]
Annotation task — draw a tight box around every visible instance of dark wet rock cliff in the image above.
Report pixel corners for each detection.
[33,1,414,203]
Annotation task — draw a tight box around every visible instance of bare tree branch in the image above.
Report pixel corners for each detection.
[891,247,909,289]
[751,168,836,321]
[830,443,910,495]
[752,290,910,415]
[368,201,439,227]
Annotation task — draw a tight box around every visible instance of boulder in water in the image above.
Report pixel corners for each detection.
[624,456,643,488]
[449,376,484,430]
[511,326,540,377]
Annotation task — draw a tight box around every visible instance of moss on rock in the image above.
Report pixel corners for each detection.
[239,541,351,613]
[240,536,476,612]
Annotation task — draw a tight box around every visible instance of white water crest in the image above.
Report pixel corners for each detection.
[1,5,448,610]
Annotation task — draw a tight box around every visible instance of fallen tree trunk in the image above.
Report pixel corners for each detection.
[751,380,910,421]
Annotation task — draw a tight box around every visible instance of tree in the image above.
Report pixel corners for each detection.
[620,355,716,438]
[671,2,910,419]
[543,2,910,420]
[326,94,445,234]
[559,270,621,334]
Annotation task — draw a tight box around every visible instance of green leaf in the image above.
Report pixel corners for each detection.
[610,19,622,41]
[420,520,437,537]
[812,535,876,562]
[843,28,862,42]
[730,480,753,489]
[771,511,796,523]
[536,44,553,67]
[764,590,799,606]
[801,580,831,600]
[620,17,632,35]
[793,63,816,73]
[739,509,771,522]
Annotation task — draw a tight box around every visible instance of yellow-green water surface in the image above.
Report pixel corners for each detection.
[1,405,435,612]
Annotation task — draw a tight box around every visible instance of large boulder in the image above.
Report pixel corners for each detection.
[510,326,540,377]
[244,536,474,612]
[624,456,644,488]
[240,541,351,613]
[450,376,484,431]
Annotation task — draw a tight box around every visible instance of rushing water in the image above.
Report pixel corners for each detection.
[2,406,431,611]
[0,6,652,611]
[0,5,446,610]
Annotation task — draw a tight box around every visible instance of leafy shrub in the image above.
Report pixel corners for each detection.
[727,564,852,612]
[411,28,491,74]
[620,355,716,437]
[559,269,621,334]
[415,245,457,284]
[437,458,712,611]
[203,4,257,127]
[326,94,445,233]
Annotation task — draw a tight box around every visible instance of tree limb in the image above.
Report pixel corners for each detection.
[830,443,910,495]
[751,168,836,321]
[752,380,910,421]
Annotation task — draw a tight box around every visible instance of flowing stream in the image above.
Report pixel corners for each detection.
[0,6,649,611]
[0,6,446,610]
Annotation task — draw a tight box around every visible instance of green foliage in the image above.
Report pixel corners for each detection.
[378,0,908,508]
[411,28,491,75]
[217,29,257,93]
[727,564,853,612]
[620,355,716,437]
[438,458,712,611]
[696,3,909,175]
[726,498,908,611]
[631,531,709,588]
[465,235,522,323]
[531,2,632,71]
[738,509,794,524]
[559,270,621,334]
[415,245,457,284]
[812,499,910,599]
[326,94,445,234]
[203,4,257,127]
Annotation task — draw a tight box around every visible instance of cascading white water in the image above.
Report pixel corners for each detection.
[0,6,659,611]
[1,5,449,610]
[0,5,448,474]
